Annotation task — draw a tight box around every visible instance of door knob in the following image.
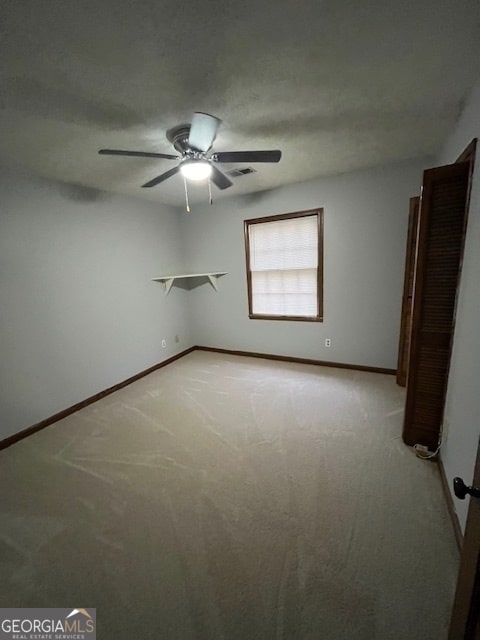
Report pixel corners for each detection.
[453,477,480,500]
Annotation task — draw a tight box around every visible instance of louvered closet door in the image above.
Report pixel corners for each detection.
[402,162,469,450]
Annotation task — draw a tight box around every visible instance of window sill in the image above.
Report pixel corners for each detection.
[248,314,323,322]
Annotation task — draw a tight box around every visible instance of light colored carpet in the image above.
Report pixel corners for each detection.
[0,351,459,639]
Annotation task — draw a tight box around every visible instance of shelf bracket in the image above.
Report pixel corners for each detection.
[164,278,175,294]
[207,275,219,291]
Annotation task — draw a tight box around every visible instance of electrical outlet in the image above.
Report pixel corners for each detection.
[175,335,180,343]
[161,339,167,348]
[325,338,331,347]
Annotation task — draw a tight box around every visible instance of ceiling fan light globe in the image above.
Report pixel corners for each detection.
[180,160,212,181]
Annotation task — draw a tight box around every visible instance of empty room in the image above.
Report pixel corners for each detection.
[1,1,480,639]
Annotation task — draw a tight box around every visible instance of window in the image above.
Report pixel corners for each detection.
[244,208,323,321]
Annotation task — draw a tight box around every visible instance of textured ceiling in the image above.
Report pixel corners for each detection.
[1,0,479,207]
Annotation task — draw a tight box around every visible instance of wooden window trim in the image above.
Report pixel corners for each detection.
[244,208,324,322]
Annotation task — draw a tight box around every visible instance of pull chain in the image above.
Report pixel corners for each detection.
[183,175,190,213]
[208,179,213,205]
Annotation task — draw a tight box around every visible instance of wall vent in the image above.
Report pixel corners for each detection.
[225,167,257,178]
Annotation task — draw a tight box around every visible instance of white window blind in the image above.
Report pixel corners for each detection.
[248,214,318,317]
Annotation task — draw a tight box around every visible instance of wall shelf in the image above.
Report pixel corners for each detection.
[152,272,227,294]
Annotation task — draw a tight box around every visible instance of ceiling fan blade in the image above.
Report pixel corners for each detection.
[142,166,180,188]
[99,149,178,160]
[210,165,233,190]
[188,112,221,152]
[212,150,281,163]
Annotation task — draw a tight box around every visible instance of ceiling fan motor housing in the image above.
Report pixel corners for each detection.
[167,125,199,156]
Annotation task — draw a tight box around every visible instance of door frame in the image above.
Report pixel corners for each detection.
[447,138,479,638]
[396,196,419,386]
[449,437,480,638]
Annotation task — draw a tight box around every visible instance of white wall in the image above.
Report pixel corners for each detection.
[436,80,480,532]
[0,164,192,441]
[181,158,428,369]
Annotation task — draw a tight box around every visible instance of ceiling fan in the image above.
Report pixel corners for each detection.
[98,112,281,191]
